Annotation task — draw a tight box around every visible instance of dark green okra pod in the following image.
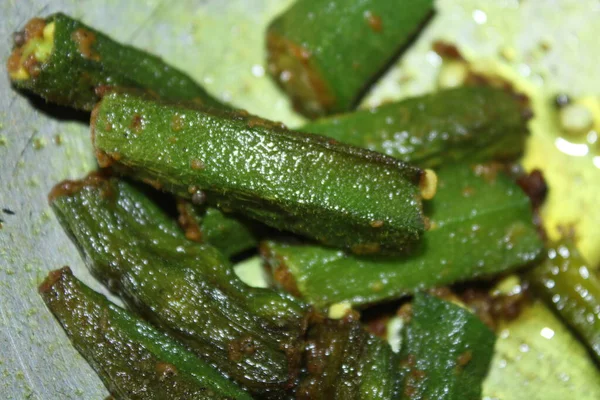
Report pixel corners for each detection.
[7,13,225,110]
[297,317,398,400]
[39,267,252,400]
[301,86,531,168]
[176,200,264,258]
[266,0,434,117]
[92,92,428,255]
[526,241,600,363]
[49,175,309,398]
[397,293,496,400]
[262,163,543,308]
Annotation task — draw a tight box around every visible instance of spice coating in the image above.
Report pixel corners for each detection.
[397,293,496,400]
[527,241,600,363]
[8,13,225,110]
[176,200,264,258]
[301,86,531,168]
[39,267,252,400]
[263,164,543,308]
[50,176,309,397]
[298,318,398,400]
[266,0,434,117]
[92,92,426,254]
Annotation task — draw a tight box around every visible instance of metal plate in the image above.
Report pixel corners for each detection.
[1,0,599,398]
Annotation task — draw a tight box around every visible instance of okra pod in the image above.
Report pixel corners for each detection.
[397,293,496,400]
[301,86,530,168]
[266,0,434,117]
[526,241,600,363]
[262,163,543,308]
[7,13,225,110]
[176,200,262,258]
[39,267,252,400]
[49,175,309,398]
[297,318,398,400]
[92,92,427,254]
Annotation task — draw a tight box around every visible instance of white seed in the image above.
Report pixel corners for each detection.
[420,169,438,201]
[328,302,352,319]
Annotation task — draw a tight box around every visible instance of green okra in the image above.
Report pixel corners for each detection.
[92,92,427,255]
[526,241,600,363]
[301,86,531,168]
[266,0,434,117]
[262,163,544,308]
[39,267,252,400]
[176,200,263,258]
[49,175,309,398]
[297,318,398,400]
[397,293,496,400]
[7,13,225,111]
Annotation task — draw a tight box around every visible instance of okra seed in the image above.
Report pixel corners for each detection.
[420,169,438,200]
[328,302,352,319]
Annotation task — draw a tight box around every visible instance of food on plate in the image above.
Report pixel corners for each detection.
[50,175,309,397]
[262,163,543,308]
[301,86,530,168]
[266,0,434,117]
[527,240,600,363]
[7,13,225,110]
[91,91,428,254]
[396,293,496,400]
[5,5,597,399]
[39,267,252,400]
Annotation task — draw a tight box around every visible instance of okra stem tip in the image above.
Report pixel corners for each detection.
[7,17,55,81]
[38,266,70,294]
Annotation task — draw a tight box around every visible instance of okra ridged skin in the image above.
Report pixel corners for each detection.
[301,86,530,168]
[266,0,434,117]
[262,164,544,308]
[39,267,252,400]
[49,176,308,398]
[7,13,225,111]
[92,92,425,255]
[297,318,398,400]
[527,242,600,363]
[397,293,496,400]
[176,200,262,258]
